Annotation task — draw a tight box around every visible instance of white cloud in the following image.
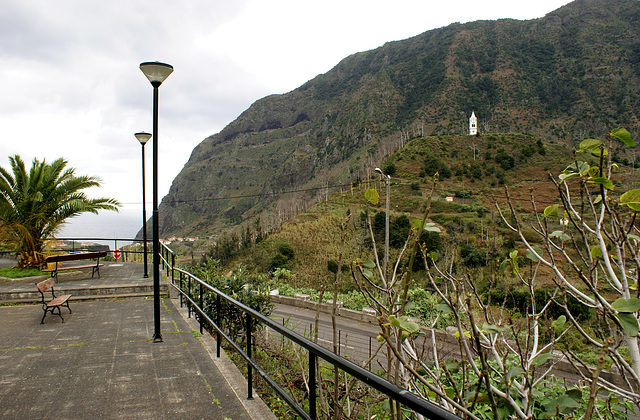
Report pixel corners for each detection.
[0,0,572,236]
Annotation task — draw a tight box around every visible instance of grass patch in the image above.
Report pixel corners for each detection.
[0,267,46,278]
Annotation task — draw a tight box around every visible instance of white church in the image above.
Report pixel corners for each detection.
[469,111,478,135]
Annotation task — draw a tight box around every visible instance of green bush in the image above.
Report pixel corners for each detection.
[460,243,487,268]
[270,242,295,271]
[327,260,349,274]
[390,214,411,248]
[424,155,451,179]
[191,261,274,341]
[372,211,386,237]
[454,190,473,199]
[279,243,295,259]
[495,148,515,170]
[382,161,397,176]
[488,289,592,320]
[270,254,290,271]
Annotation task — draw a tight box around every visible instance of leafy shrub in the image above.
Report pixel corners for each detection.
[382,161,397,176]
[536,138,547,156]
[495,148,515,170]
[191,261,274,341]
[373,211,386,237]
[279,243,295,259]
[270,254,290,271]
[488,289,592,320]
[270,243,295,271]
[327,260,348,274]
[469,161,483,179]
[522,144,535,158]
[460,243,487,268]
[424,155,451,179]
[405,288,453,328]
[390,214,411,248]
[454,190,473,199]
[412,230,443,271]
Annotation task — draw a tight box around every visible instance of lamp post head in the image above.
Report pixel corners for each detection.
[135,131,152,145]
[375,167,390,180]
[139,61,173,86]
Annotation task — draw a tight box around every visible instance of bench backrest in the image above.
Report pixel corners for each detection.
[36,278,55,294]
[45,251,108,263]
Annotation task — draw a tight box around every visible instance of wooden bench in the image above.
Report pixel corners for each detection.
[43,251,107,281]
[36,278,72,323]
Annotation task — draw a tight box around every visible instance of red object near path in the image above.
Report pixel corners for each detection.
[114,250,121,259]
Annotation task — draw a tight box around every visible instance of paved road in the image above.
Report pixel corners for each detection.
[272,304,381,366]
[270,304,459,372]
[271,303,579,383]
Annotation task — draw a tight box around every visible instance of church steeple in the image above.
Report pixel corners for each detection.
[469,111,477,136]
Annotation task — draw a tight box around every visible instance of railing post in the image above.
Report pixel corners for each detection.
[216,293,221,358]
[246,312,253,400]
[179,271,183,308]
[165,248,169,276]
[187,275,192,318]
[199,282,204,335]
[369,336,372,369]
[309,352,317,419]
[171,253,175,284]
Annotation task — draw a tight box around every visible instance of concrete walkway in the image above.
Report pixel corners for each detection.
[0,258,275,419]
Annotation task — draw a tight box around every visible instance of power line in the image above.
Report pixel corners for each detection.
[121,169,637,208]
[118,180,554,206]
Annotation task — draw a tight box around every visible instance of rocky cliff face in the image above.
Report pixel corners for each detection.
[154,0,640,238]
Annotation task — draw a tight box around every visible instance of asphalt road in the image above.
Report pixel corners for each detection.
[270,303,458,372]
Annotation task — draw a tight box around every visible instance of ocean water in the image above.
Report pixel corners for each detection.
[56,205,143,249]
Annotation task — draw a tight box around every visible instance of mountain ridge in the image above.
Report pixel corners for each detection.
[153,0,640,239]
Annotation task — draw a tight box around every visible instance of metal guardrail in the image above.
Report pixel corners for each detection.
[2,238,149,262]
[159,242,461,420]
[50,238,149,262]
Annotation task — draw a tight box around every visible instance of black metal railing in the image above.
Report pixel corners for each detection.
[2,238,149,263]
[158,242,460,420]
[53,237,148,262]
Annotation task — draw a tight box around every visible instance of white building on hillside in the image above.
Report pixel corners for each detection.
[469,111,478,135]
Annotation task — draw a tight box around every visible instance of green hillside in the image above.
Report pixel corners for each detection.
[196,130,638,291]
[155,0,640,240]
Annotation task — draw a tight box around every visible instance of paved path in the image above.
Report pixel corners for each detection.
[0,257,274,420]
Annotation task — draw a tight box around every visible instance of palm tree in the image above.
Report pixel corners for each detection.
[0,155,120,268]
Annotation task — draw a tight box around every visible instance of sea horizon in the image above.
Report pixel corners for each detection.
[57,205,143,249]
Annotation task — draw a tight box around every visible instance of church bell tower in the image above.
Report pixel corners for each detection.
[469,111,477,135]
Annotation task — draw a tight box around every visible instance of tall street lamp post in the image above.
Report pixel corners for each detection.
[134,131,151,278]
[139,61,173,343]
[375,167,390,278]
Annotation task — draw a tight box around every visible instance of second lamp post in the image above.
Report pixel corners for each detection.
[135,131,151,278]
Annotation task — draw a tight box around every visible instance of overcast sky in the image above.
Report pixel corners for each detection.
[0,0,572,237]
